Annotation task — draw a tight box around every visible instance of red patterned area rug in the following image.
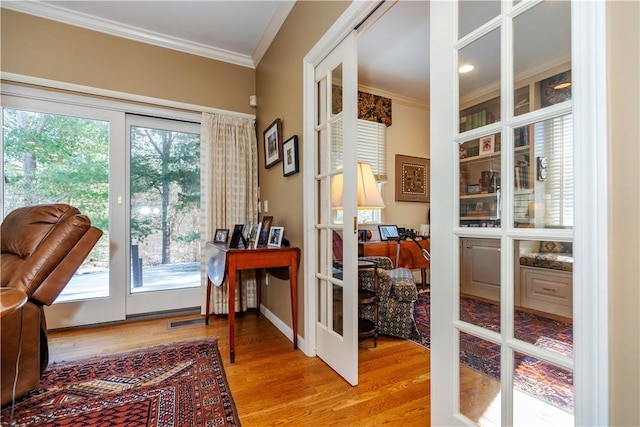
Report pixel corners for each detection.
[1,338,241,426]
[412,293,574,413]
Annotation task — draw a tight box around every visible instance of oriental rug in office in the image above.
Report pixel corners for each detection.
[1,338,241,426]
[412,293,574,413]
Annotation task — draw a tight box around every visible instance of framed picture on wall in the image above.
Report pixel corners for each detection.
[263,118,283,168]
[282,135,299,176]
[395,154,430,203]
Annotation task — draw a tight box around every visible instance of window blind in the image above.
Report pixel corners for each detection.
[331,119,387,181]
[537,114,573,227]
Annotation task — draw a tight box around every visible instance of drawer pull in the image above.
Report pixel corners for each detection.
[542,287,556,292]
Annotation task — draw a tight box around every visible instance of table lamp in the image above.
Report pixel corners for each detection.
[331,162,385,210]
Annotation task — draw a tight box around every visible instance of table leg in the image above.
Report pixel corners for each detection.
[290,257,298,350]
[205,277,212,325]
[255,268,262,317]
[228,261,236,363]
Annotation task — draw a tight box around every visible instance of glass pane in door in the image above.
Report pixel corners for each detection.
[513,115,573,229]
[459,133,501,228]
[129,124,200,293]
[2,108,109,302]
[513,351,574,426]
[459,332,501,426]
[459,29,501,133]
[513,1,571,117]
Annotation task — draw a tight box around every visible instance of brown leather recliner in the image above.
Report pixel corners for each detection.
[1,204,103,407]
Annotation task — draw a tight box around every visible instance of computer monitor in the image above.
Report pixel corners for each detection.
[378,224,399,241]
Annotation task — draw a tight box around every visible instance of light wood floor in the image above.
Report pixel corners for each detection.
[48,311,431,426]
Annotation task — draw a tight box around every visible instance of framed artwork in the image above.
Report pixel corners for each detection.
[263,118,283,168]
[395,154,430,203]
[480,135,495,155]
[213,228,229,244]
[282,135,299,176]
[258,215,273,245]
[267,226,284,248]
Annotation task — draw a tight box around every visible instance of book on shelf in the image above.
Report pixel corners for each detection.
[514,161,529,190]
[514,126,529,147]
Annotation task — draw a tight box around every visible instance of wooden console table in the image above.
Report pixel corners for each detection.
[358,239,430,290]
[205,244,300,363]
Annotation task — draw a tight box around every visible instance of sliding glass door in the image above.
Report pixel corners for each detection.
[125,115,201,315]
[1,90,202,326]
[2,95,126,327]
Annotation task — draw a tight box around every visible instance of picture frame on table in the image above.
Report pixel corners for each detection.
[249,222,262,249]
[241,220,252,242]
[267,226,284,248]
[213,228,229,244]
[282,135,299,176]
[263,118,283,168]
[258,215,273,245]
[395,154,430,203]
[229,224,246,249]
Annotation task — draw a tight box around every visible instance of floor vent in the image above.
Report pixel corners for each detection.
[167,317,206,329]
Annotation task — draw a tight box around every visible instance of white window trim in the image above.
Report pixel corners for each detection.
[1,72,253,121]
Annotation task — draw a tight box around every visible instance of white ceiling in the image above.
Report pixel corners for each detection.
[3,0,431,103]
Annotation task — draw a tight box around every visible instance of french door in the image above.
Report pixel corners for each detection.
[310,31,360,385]
[1,87,202,328]
[430,1,607,426]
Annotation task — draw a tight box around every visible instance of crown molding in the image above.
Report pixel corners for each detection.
[2,1,291,69]
[252,1,295,66]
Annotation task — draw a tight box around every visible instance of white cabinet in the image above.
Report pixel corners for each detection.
[519,266,573,319]
[460,238,500,301]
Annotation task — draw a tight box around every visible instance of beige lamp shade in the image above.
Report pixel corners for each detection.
[331,162,385,209]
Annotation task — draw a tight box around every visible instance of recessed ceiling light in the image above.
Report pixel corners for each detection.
[554,82,572,90]
[459,64,475,73]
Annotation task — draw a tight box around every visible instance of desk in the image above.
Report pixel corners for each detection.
[1,288,28,319]
[358,239,430,290]
[205,244,300,363]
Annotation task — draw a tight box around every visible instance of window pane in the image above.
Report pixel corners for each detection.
[513,115,573,229]
[514,1,571,116]
[459,332,501,426]
[459,29,501,132]
[3,108,110,302]
[513,351,574,425]
[460,238,501,324]
[514,239,573,348]
[458,0,500,39]
[459,133,501,228]
[129,124,200,294]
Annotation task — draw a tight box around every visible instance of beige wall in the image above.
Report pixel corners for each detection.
[0,9,255,114]
[607,1,640,425]
[2,3,638,424]
[382,98,430,231]
[255,1,349,333]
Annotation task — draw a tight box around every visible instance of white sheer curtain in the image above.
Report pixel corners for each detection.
[200,112,258,314]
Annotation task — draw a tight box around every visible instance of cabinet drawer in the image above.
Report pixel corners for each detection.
[520,266,572,318]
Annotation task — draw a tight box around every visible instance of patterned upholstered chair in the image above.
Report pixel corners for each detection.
[358,256,418,339]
